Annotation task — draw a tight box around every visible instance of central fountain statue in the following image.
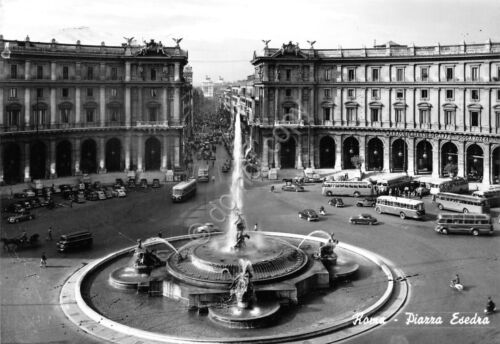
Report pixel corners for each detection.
[229,259,255,309]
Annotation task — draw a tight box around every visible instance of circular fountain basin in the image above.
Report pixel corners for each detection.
[209,300,281,329]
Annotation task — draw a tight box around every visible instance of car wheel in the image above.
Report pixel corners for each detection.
[400,212,406,220]
[326,191,333,197]
[441,228,448,235]
[369,221,373,225]
[471,229,479,236]
[307,217,311,222]
[356,203,362,207]
[375,207,382,214]
[438,203,444,210]
[353,192,360,198]
[463,208,469,214]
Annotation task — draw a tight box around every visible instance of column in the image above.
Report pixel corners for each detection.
[309,135,315,169]
[358,136,366,172]
[0,89,3,126]
[298,88,302,118]
[25,60,31,80]
[136,135,143,172]
[0,146,3,184]
[75,87,81,125]
[73,138,80,174]
[457,143,465,178]
[432,141,440,178]
[173,87,180,124]
[98,137,105,173]
[162,87,167,123]
[124,135,131,171]
[51,62,56,81]
[24,142,30,182]
[100,86,106,126]
[49,139,57,178]
[274,141,280,169]
[174,62,180,82]
[382,137,391,173]
[24,88,30,127]
[334,137,342,170]
[125,87,131,126]
[310,88,315,124]
[482,144,491,186]
[274,88,279,123]
[262,137,269,170]
[296,140,303,169]
[137,87,143,122]
[174,135,180,167]
[50,88,56,125]
[407,138,415,176]
[262,88,268,124]
[161,135,168,171]
[125,61,131,82]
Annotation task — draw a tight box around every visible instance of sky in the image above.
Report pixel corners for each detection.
[1,0,499,85]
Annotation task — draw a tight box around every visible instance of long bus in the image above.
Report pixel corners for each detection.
[472,189,500,207]
[376,174,412,194]
[434,213,494,236]
[434,192,490,214]
[321,180,374,197]
[375,196,425,220]
[417,177,469,195]
[171,179,197,202]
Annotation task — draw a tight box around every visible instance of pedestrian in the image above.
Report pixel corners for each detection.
[212,175,216,182]
[40,252,47,268]
[270,185,275,193]
[388,188,393,196]
[158,231,163,238]
[254,223,258,231]
[47,227,53,241]
[70,199,73,208]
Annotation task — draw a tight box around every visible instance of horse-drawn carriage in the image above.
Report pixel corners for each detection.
[1,233,40,251]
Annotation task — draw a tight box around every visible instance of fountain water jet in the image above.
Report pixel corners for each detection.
[297,230,335,249]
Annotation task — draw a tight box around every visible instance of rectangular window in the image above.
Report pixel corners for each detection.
[471,66,479,81]
[347,108,355,121]
[8,110,20,126]
[86,88,93,97]
[497,89,500,101]
[62,88,69,97]
[323,107,331,121]
[419,109,430,124]
[37,65,43,79]
[444,110,455,125]
[371,89,379,99]
[63,66,69,80]
[471,111,479,127]
[87,66,94,80]
[446,67,454,81]
[111,109,119,122]
[150,88,157,97]
[372,68,379,81]
[285,89,292,97]
[34,109,47,125]
[149,108,157,122]
[286,69,291,81]
[325,68,331,81]
[111,88,118,97]
[371,108,379,122]
[61,109,70,123]
[9,88,17,98]
[446,89,454,100]
[396,68,404,82]
[395,109,404,123]
[421,67,429,81]
[86,109,94,122]
[36,88,43,98]
[303,66,310,81]
[496,112,500,128]
[10,64,17,79]
[324,88,330,98]
[396,89,404,99]
[347,88,355,98]
[111,67,118,80]
[420,89,428,100]
[348,68,355,81]
[471,89,479,101]
[151,68,156,81]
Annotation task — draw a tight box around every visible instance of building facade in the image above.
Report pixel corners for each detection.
[237,41,500,186]
[0,36,192,184]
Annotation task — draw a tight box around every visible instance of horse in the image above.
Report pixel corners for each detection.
[1,237,19,251]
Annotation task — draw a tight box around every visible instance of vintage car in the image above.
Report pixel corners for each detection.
[349,214,378,225]
[298,209,320,222]
[328,198,345,207]
[7,212,35,224]
[356,198,377,207]
[192,223,220,234]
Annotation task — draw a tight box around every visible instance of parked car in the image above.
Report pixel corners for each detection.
[103,187,114,199]
[75,192,86,203]
[328,198,345,207]
[57,231,93,252]
[192,222,220,234]
[298,209,320,222]
[14,189,35,198]
[93,181,102,190]
[222,164,230,173]
[86,191,99,201]
[116,189,127,198]
[97,190,106,200]
[3,203,26,214]
[127,178,136,188]
[7,212,35,223]
[152,179,161,188]
[37,197,50,207]
[115,178,124,186]
[356,198,377,207]
[282,184,305,192]
[349,214,378,225]
[304,176,324,183]
[27,198,42,209]
[139,178,148,188]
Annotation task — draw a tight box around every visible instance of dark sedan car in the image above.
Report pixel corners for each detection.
[328,198,345,207]
[298,209,320,222]
[282,184,305,192]
[349,214,378,225]
[7,212,35,224]
[356,198,377,207]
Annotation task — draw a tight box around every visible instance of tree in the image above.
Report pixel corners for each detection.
[444,162,458,178]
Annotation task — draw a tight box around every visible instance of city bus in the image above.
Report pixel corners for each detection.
[171,179,197,202]
[321,180,374,197]
[434,192,490,214]
[472,189,500,207]
[375,196,426,220]
[376,174,412,194]
[434,213,494,236]
[417,177,469,195]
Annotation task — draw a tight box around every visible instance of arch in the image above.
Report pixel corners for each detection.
[391,139,408,172]
[492,146,500,185]
[319,136,335,168]
[416,140,433,174]
[441,141,458,177]
[30,141,47,179]
[145,137,161,171]
[366,138,383,171]
[81,139,97,174]
[106,138,122,172]
[3,143,21,184]
[56,140,72,177]
[342,137,359,169]
[279,137,296,168]
[466,144,483,182]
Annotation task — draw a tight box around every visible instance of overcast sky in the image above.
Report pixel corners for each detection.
[1,0,499,85]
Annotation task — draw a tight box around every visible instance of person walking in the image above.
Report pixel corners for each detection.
[47,227,53,241]
[254,223,258,231]
[40,252,47,268]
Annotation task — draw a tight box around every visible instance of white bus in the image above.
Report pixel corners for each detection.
[434,213,493,236]
[417,177,469,195]
[321,180,374,197]
[375,196,425,220]
[197,167,209,182]
[171,179,197,202]
[472,189,500,207]
[434,192,490,214]
[376,175,412,194]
